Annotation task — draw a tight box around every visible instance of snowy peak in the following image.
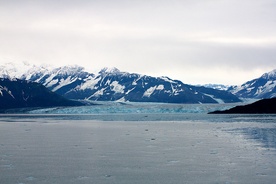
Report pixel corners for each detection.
[99,67,121,74]
[22,65,52,81]
[0,61,54,80]
[201,84,230,91]
[228,69,276,99]
[52,65,85,76]
[0,61,87,79]
[160,76,178,84]
[0,61,34,79]
[261,69,276,80]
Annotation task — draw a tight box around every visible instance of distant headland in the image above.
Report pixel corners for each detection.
[209,98,276,114]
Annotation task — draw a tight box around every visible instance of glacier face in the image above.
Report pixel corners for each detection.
[228,69,276,99]
[27,101,238,115]
[0,61,241,104]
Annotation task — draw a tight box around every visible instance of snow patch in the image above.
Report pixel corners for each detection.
[116,97,127,102]
[126,87,135,95]
[0,86,3,96]
[43,74,56,86]
[246,87,255,92]
[156,85,164,90]
[110,81,125,94]
[160,76,177,84]
[80,77,101,90]
[52,76,77,92]
[132,75,143,85]
[88,88,105,99]
[143,86,156,97]
[203,93,225,104]
[100,67,120,74]
[46,79,59,88]
[8,89,15,99]
[171,84,180,95]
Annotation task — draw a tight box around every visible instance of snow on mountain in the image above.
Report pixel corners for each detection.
[262,69,276,79]
[201,84,231,91]
[0,61,55,81]
[0,83,15,99]
[228,69,276,99]
[0,61,241,104]
[0,61,32,78]
[99,67,121,74]
[0,78,82,110]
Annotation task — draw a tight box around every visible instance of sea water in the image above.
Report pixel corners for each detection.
[0,102,276,184]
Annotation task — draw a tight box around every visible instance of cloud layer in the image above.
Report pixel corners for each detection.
[1,0,276,84]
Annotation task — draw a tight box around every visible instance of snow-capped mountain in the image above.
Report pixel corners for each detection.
[0,78,82,110]
[201,84,231,91]
[228,69,276,99]
[0,62,241,104]
[0,61,52,79]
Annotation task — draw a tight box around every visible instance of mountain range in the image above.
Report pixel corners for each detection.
[1,61,275,105]
[0,62,241,104]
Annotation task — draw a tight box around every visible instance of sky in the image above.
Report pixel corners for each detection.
[0,0,276,85]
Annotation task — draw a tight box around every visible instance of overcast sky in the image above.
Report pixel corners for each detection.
[1,0,276,85]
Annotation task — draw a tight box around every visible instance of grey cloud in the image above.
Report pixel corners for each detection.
[0,0,276,84]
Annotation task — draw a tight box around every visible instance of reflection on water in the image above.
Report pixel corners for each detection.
[229,127,276,150]
[2,113,276,124]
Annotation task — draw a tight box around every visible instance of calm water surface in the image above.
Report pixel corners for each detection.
[0,103,276,184]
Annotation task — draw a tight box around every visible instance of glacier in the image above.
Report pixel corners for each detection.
[27,101,238,115]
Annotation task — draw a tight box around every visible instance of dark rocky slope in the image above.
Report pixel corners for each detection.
[209,98,276,114]
[0,78,82,110]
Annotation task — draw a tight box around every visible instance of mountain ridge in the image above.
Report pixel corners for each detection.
[228,69,276,99]
[0,78,83,110]
[0,62,241,104]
